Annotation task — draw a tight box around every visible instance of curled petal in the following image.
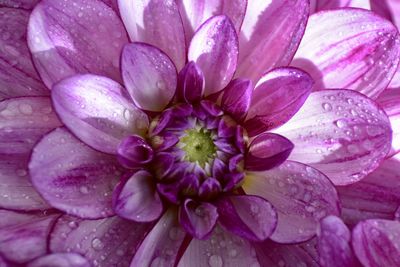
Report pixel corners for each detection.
[221,78,253,122]
[177,61,205,103]
[117,135,154,168]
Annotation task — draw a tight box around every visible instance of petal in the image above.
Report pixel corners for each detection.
[352,219,400,267]
[0,97,61,210]
[121,43,177,112]
[177,61,205,103]
[179,199,218,239]
[0,210,59,264]
[376,89,400,157]
[221,78,253,122]
[176,0,247,44]
[292,9,400,99]
[274,89,392,185]
[117,135,154,168]
[27,253,90,267]
[130,208,187,267]
[27,0,128,88]
[113,170,163,222]
[0,8,48,99]
[29,128,124,219]
[311,0,372,13]
[236,0,309,83]
[337,156,400,227]
[245,133,294,171]
[317,216,361,267]
[244,67,313,136]
[0,0,40,9]
[118,0,186,70]
[216,195,277,242]
[52,74,149,154]
[243,161,340,243]
[188,15,238,95]
[178,225,261,267]
[50,215,153,267]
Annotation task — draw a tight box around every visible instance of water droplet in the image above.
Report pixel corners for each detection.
[19,104,33,115]
[80,186,89,194]
[68,221,79,229]
[91,238,104,250]
[208,255,223,267]
[334,119,347,128]
[322,103,332,111]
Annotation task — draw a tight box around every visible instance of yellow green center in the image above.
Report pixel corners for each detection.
[179,128,216,167]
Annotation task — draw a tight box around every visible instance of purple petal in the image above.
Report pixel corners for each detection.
[311,0,372,13]
[130,208,187,267]
[178,225,261,267]
[27,253,90,267]
[0,97,61,211]
[177,61,205,103]
[221,78,253,122]
[52,74,149,154]
[245,133,294,171]
[198,178,221,199]
[216,195,277,241]
[118,0,186,70]
[50,215,153,267]
[352,219,400,267]
[179,199,218,239]
[29,128,124,219]
[121,43,177,112]
[244,161,340,243]
[188,15,238,96]
[0,210,59,264]
[236,0,309,83]
[27,0,128,88]
[113,170,162,222]
[0,0,40,9]
[317,216,361,267]
[292,8,400,99]
[244,67,313,136]
[117,135,154,169]
[0,8,47,99]
[274,89,392,185]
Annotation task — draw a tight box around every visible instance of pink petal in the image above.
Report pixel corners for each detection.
[0,97,61,211]
[317,216,361,267]
[29,128,124,219]
[188,15,238,96]
[50,215,152,267]
[176,0,247,44]
[352,219,400,267]
[0,0,40,9]
[373,0,400,30]
[0,210,59,264]
[177,61,205,103]
[27,0,128,88]
[236,0,309,83]
[118,0,186,70]
[121,43,177,112]
[388,67,400,89]
[244,67,313,136]
[130,208,187,267]
[221,78,253,122]
[310,0,372,13]
[0,8,47,99]
[27,253,90,267]
[292,9,400,99]
[244,161,340,243]
[377,89,400,157]
[178,225,261,267]
[52,74,149,154]
[337,156,400,227]
[274,89,392,185]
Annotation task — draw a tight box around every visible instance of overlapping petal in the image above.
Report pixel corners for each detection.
[0,0,40,9]
[221,78,252,122]
[292,9,400,99]
[27,0,128,88]
[27,253,90,267]
[310,0,371,13]
[275,89,392,185]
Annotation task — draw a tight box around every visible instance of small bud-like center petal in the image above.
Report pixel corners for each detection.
[179,128,216,167]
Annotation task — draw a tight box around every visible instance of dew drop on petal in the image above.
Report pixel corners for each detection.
[208,255,223,267]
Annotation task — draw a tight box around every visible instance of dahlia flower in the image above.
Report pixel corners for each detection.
[0,0,398,266]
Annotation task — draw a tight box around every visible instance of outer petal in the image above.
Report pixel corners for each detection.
[311,0,371,13]
[317,216,361,267]
[244,67,313,136]
[337,157,400,227]
[243,161,340,243]
[29,128,124,219]
[27,0,128,88]
[176,0,247,44]
[27,253,90,267]
[130,208,186,267]
[352,219,400,267]
[0,210,59,264]
[50,215,152,267]
[274,89,392,185]
[121,43,177,112]
[188,15,238,96]
[236,0,309,83]
[0,0,40,9]
[52,74,149,154]
[292,9,400,99]
[118,0,186,70]
[178,225,261,267]
[0,8,47,99]
[0,97,61,210]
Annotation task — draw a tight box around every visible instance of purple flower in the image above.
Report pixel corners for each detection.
[0,0,398,266]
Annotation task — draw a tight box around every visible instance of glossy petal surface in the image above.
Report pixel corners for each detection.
[27,253,91,267]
